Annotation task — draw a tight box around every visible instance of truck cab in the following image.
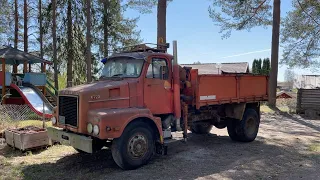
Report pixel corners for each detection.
[49,44,178,169]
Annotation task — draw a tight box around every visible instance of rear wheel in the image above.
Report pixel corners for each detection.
[111,122,155,170]
[227,108,260,142]
[191,122,213,134]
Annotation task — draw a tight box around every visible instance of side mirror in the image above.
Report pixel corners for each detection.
[160,66,169,80]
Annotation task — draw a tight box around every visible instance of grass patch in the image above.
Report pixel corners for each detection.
[0,157,24,180]
[260,105,275,113]
[308,144,320,152]
[0,145,75,180]
[1,120,52,133]
[17,120,52,128]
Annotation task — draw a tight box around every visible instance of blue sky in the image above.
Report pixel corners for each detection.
[125,0,317,81]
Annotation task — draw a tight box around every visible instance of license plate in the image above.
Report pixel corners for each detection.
[59,116,66,124]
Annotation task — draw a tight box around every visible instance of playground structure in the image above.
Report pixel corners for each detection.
[0,47,56,119]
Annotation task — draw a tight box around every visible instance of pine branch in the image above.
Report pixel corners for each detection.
[239,0,268,29]
[297,0,320,26]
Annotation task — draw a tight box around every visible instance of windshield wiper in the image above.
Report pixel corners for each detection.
[111,73,123,77]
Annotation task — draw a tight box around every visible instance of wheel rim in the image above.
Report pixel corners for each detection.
[245,117,257,136]
[127,133,148,158]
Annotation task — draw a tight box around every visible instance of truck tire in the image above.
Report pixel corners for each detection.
[214,122,227,129]
[111,121,155,170]
[227,108,260,142]
[191,123,213,134]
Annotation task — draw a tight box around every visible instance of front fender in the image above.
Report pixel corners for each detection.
[88,108,162,139]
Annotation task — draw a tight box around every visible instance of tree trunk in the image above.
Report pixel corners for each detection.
[103,0,109,57]
[14,0,18,49]
[39,0,44,71]
[86,0,92,83]
[157,0,167,50]
[268,0,281,107]
[39,0,43,58]
[52,0,59,90]
[67,0,73,87]
[24,0,28,52]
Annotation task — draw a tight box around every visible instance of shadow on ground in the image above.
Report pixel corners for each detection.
[21,132,319,180]
[266,106,320,133]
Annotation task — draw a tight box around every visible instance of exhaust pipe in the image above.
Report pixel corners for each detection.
[173,40,182,131]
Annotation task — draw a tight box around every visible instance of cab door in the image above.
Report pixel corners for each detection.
[144,56,173,115]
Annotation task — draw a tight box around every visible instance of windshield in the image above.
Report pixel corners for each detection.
[100,58,144,78]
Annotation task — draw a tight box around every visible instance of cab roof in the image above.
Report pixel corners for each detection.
[108,43,173,60]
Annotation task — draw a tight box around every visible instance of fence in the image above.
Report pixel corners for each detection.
[296,89,320,115]
[0,104,50,131]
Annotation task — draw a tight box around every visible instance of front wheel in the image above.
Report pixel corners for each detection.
[227,108,260,142]
[111,122,155,170]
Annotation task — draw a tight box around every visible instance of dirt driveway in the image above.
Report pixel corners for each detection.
[1,112,319,180]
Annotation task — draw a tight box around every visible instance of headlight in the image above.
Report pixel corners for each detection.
[51,116,57,124]
[87,123,93,133]
[93,125,99,135]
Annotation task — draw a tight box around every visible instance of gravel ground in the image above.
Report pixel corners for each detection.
[1,112,320,180]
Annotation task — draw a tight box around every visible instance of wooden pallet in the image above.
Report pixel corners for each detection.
[5,126,50,151]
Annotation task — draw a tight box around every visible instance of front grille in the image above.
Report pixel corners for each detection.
[58,95,78,127]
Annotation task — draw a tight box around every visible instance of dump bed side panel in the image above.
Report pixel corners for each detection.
[195,74,268,109]
[239,76,268,97]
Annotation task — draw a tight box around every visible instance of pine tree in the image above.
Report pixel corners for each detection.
[262,59,266,75]
[262,58,270,75]
[252,59,257,74]
[257,58,262,74]
[281,0,320,68]
[209,0,281,106]
[265,58,271,75]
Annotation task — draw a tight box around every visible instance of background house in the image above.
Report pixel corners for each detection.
[294,75,320,89]
[181,62,249,75]
[277,82,292,91]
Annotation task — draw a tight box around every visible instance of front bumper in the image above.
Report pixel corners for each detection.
[47,127,93,153]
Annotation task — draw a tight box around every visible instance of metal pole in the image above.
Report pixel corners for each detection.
[172,40,181,131]
[157,0,167,50]
[173,41,178,65]
[42,101,45,128]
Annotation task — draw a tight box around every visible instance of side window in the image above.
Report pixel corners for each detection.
[146,58,168,79]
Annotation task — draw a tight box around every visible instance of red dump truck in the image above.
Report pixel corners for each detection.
[48,41,268,170]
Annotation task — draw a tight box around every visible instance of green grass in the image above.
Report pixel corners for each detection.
[260,105,275,113]
[1,120,52,133]
[0,145,75,180]
[17,120,52,128]
[308,144,320,152]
